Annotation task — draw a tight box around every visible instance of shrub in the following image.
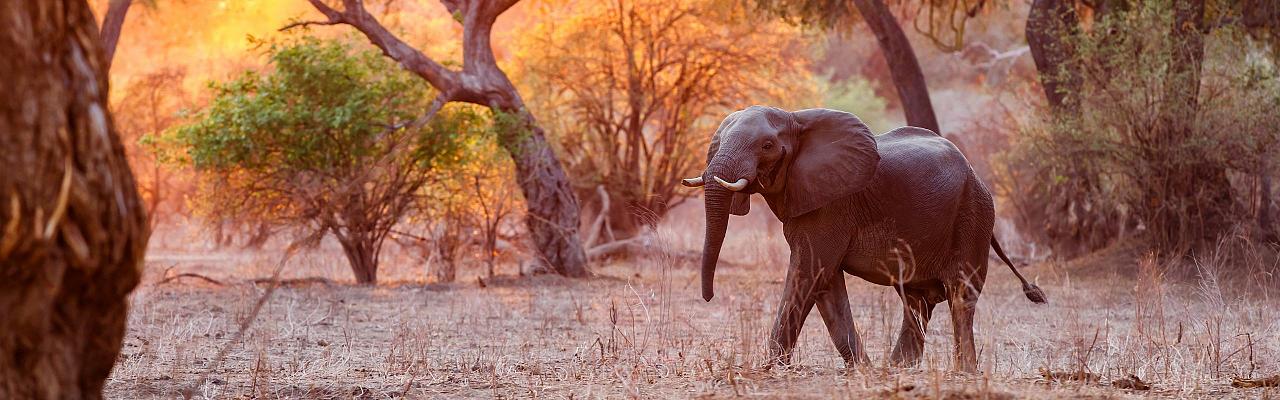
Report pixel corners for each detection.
[1003,2,1280,256]
[169,37,481,283]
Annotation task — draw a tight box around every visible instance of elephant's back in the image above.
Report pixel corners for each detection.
[873,127,974,198]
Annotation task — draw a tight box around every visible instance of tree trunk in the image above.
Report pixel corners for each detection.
[99,0,132,71]
[1151,0,1233,248]
[1025,0,1081,114]
[851,0,940,133]
[1261,171,1278,243]
[499,116,589,277]
[484,228,498,278]
[338,236,379,284]
[435,240,458,283]
[0,1,149,398]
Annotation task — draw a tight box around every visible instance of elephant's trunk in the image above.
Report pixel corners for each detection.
[701,183,732,302]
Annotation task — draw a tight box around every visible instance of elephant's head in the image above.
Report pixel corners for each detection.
[683,106,880,301]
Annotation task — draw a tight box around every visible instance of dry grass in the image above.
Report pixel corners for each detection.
[110,214,1280,398]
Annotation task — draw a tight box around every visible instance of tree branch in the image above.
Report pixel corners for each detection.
[297,0,460,93]
[278,19,343,32]
[584,185,609,247]
[100,0,132,70]
[391,92,451,131]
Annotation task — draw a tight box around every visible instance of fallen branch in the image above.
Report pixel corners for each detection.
[1039,368,1100,383]
[250,277,334,287]
[586,235,646,260]
[586,233,747,268]
[158,273,224,286]
[1111,374,1150,390]
[1232,375,1280,388]
[183,245,298,399]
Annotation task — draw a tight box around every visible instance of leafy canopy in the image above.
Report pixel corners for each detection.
[176,37,463,176]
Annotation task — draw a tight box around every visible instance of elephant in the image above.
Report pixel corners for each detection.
[681,106,1046,372]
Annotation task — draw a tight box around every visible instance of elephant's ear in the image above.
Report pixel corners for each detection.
[780,109,880,219]
[730,193,751,216]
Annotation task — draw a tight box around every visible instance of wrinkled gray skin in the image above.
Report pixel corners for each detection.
[688,106,1045,372]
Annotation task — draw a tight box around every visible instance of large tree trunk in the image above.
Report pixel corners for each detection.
[99,0,132,71]
[498,117,589,277]
[337,236,379,284]
[1025,0,1081,114]
[851,0,940,133]
[1261,171,1278,243]
[1150,0,1233,248]
[0,1,149,398]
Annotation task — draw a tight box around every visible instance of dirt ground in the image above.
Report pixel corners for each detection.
[104,236,1280,399]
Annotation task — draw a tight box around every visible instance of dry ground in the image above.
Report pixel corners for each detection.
[104,236,1280,399]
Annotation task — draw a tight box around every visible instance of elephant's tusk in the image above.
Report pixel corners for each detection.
[681,176,705,187]
[714,176,748,191]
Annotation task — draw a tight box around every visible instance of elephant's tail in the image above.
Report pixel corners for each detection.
[991,237,1047,304]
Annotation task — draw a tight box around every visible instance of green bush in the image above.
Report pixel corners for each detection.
[1003,2,1280,256]
[168,37,483,283]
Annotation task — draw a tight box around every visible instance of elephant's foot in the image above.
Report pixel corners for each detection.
[888,349,923,368]
[761,347,795,370]
[840,347,871,368]
[889,336,926,368]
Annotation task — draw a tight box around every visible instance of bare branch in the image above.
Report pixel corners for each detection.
[391,92,451,131]
[296,0,460,93]
[183,245,298,399]
[279,19,343,32]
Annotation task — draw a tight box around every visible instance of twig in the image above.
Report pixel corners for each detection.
[389,229,431,242]
[278,19,342,32]
[183,245,299,399]
[157,273,224,286]
[251,277,333,287]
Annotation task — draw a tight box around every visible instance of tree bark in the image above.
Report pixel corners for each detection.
[495,113,589,277]
[1025,0,1081,114]
[1151,0,1233,247]
[1261,171,1278,243]
[338,237,378,284]
[99,0,132,71]
[0,1,148,398]
[296,0,588,277]
[851,0,940,133]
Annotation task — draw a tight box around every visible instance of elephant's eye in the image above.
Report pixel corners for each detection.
[762,141,774,150]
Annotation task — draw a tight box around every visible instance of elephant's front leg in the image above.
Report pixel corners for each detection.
[767,262,819,366]
[816,273,870,366]
[767,237,842,366]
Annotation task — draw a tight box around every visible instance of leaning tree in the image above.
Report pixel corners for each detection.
[756,0,945,133]
[0,1,149,398]
[288,0,588,277]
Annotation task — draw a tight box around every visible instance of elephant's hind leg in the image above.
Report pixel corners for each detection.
[889,287,937,367]
[945,280,982,372]
[816,274,870,366]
